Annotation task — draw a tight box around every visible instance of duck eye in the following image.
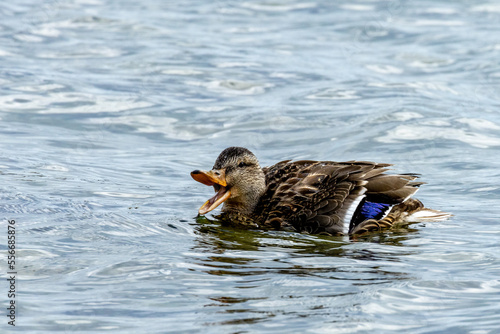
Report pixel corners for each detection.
[238,162,247,168]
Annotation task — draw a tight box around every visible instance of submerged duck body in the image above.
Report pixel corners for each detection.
[191,147,450,236]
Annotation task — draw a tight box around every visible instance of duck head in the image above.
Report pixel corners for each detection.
[191,147,266,216]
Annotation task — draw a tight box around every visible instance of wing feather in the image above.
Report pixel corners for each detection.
[254,159,423,235]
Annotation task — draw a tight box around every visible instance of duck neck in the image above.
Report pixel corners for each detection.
[222,190,262,216]
[222,172,266,216]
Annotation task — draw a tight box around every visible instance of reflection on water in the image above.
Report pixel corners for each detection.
[187,217,421,326]
[186,215,500,331]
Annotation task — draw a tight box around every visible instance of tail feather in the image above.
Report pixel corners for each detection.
[405,209,452,222]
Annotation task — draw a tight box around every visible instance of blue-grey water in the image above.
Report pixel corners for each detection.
[1,1,500,333]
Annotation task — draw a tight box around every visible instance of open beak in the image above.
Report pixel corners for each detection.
[191,169,231,215]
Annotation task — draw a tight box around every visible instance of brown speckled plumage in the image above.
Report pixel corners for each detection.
[191,147,450,236]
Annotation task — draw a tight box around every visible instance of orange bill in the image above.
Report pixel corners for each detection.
[190,169,227,187]
[198,187,231,215]
[191,169,231,215]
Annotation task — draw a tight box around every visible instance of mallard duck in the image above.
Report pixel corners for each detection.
[191,147,450,235]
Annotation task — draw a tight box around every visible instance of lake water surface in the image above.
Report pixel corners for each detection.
[1,1,500,333]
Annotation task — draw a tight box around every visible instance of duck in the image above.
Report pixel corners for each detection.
[191,147,450,236]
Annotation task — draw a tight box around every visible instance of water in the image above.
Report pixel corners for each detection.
[1,0,500,332]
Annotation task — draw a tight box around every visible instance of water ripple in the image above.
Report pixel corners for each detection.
[2,0,500,332]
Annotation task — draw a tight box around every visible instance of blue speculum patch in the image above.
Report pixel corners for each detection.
[360,201,392,220]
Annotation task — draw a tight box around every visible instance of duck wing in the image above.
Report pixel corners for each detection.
[257,160,421,235]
